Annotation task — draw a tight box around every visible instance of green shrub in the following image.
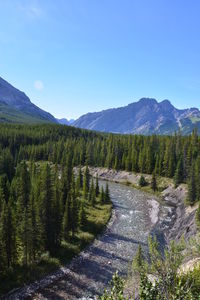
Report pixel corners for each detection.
[139,176,148,187]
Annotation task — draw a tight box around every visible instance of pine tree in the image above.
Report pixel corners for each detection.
[0,182,6,216]
[62,193,71,241]
[27,189,41,262]
[100,186,105,204]
[16,161,31,265]
[79,202,87,229]
[188,163,196,204]
[0,174,10,203]
[52,173,62,247]
[174,157,184,188]
[105,183,110,203]
[60,164,71,208]
[70,179,79,237]
[89,179,96,206]
[139,175,147,187]
[151,171,157,192]
[38,163,54,252]
[0,200,17,268]
[95,175,100,197]
[77,167,83,189]
[83,166,90,199]
[133,244,144,269]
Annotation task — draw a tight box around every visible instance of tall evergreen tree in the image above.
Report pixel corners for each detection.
[62,193,71,241]
[70,176,79,237]
[79,201,87,229]
[27,189,41,262]
[77,167,83,189]
[95,175,100,197]
[105,183,110,203]
[0,201,17,268]
[188,163,196,204]
[16,161,31,265]
[174,157,184,188]
[100,186,105,204]
[83,166,90,199]
[38,163,54,252]
[151,171,157,192]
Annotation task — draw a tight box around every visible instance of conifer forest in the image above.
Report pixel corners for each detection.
[0,123,200,296]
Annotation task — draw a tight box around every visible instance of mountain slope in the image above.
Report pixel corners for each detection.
[73,98,200,134]
[0,76,57,124]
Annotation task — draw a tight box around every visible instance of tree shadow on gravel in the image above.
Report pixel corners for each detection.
[87,246,129,262]
[34,259,116,299]
[99,232,148,246]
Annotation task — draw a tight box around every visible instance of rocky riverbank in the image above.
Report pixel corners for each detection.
[86,166,198,244]
[3,167,198,300]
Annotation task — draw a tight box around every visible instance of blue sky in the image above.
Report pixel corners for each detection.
[0,0,200,119]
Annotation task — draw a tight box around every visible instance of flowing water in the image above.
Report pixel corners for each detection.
[8,181,157,300]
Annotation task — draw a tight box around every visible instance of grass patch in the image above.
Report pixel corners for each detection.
[0,200,112,296]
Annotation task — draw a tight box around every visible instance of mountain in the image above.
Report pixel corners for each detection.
[57,118,75,125]
[73,98,200,135]
[0,76,57,124]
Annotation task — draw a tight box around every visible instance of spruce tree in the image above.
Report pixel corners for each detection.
[79,202,87,229]
[16,161,31,265]
[0,200,17,268]
[188,163,196,204]
[28,188,41,262]
[54,179,62,247]
[139,175,147,187]
[95,175,100,197]
[105,183,110,203]
[62,194,71,241]
[77,167,83,189]
[38,163,54,252]
[0,174,10,203]
[70,180,79,237]
[60,164,71,208]
[174,157,183,188]
[151,171,157,192]
[89,179,96,206]
[83,166,90,199]
[100,186,105,204]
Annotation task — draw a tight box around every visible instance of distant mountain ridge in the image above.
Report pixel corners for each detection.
[0,76,57,124]
[73,98,200,135]
[57,118,75,125]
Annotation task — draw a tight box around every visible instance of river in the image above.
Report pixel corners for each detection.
[8,180,158,300]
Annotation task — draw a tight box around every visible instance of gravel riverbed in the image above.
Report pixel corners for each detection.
[5,181,160,300]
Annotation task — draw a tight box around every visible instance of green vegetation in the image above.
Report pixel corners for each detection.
[0,158,111,295]
[0,123,200,295]
[101,237,200,299]
[139,175,148,187]
[0,102,52,124]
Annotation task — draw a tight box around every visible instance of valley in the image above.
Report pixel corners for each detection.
[6,180,158,299]
[0,124,200,299]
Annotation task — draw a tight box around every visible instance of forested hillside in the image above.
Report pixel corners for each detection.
[1,123,198,200]
[0,123,200,295]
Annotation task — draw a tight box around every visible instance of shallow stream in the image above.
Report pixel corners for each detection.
[8,181,158,300]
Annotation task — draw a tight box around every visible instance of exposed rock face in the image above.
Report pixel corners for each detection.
[0,76,57,123]
[83,167,198,244]
[73,98,200,135]
[161,185,197,243]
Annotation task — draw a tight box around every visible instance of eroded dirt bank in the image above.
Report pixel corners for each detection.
[4,168,198,300]
[87,167,197,244]
[5,180,158,299]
